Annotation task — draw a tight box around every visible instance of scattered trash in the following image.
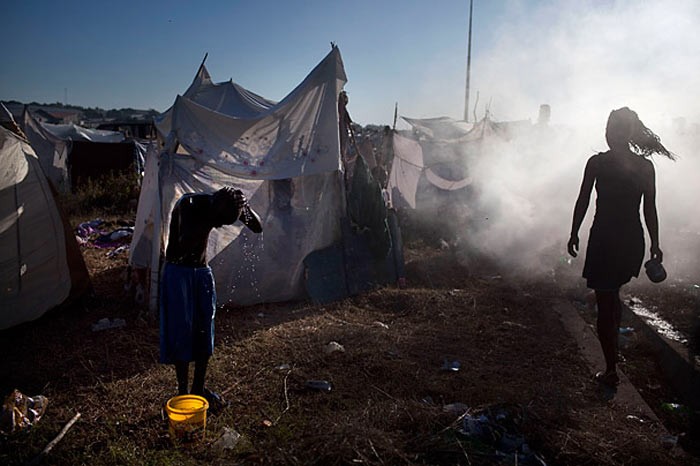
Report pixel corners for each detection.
[75,220,135,257]
[373,321,389,329]
[75,219,104,239]
[618,327,635,334]
[660,434,679,449]
[91,317,126,332]
[212,427,241,451]
[94,227,134,248]
[275,363,291,372]
[660,402,690,416]
[626,415,646,424]
[0,389,49,433]
[257,312,265,318]
[443,403,469,414]
[305,380,332,392]
[688,284,700,299]
[324,341,345,354]
[262,419,273,428]
[441,358,461,372]
[421,396,435,405]
[106,244,128,258]
[456,403,547,465]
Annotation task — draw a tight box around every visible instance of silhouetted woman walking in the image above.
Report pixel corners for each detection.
[568,107,674,386]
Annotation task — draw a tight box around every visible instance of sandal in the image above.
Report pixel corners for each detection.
[594,370,620,386]
[202,388,229,414]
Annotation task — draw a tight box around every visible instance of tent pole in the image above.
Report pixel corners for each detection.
[463,0,474,122]
[392,102,398,131]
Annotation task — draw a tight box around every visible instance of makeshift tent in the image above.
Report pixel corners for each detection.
[388,116,520,210]
[0,126,90,330]
[23,110,147,191]
[130,47,400,311]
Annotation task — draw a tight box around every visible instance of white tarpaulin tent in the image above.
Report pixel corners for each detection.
[23,110,133,192]
[23,110,149,192]
[23,111,71,192]
[389,116,481,210]
[388,116,517,210]
[130,47,354,310]
[0,126,90,329]
[154,60,276,139]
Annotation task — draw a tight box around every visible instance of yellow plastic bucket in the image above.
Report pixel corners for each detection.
[165,395,209,444]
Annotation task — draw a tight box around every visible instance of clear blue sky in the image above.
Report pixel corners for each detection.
[2,1,698,126]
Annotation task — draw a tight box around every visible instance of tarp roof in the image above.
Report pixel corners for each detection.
[40,122,125,143]
[165,47,347,180]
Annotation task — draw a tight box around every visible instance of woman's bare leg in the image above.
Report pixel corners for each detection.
[595,290,619,374]
[191,357,209,395]
[175,361,189,395]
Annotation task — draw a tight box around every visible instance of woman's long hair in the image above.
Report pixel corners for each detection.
[607,107,676,160]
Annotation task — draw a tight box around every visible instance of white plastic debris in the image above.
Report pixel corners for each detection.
[91,318,126,332]
[213,427,241,451]
[324,341,345,354]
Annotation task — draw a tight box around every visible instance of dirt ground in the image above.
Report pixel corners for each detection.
[1,220,698,465]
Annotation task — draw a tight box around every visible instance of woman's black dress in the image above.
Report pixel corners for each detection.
[583,151,653,290]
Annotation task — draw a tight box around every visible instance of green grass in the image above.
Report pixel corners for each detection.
[59,171,140,219]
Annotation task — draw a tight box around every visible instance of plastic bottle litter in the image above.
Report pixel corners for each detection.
[441,359,461,372]
[91,318,126,332]
[275,363,291,371]
[324,341,345,354]
[305,380,332,392]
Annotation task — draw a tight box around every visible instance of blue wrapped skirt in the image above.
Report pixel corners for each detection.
[159,263,216,364]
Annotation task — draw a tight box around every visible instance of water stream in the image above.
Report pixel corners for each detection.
[626,296,688,345]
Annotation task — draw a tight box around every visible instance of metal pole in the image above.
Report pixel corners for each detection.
[463,0,473,122]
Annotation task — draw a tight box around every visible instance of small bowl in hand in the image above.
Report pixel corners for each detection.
[644,258,667,283]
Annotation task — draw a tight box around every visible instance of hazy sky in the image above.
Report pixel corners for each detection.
[2,0,698,127]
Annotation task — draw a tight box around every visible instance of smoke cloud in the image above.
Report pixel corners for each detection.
[409,0,700,282]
